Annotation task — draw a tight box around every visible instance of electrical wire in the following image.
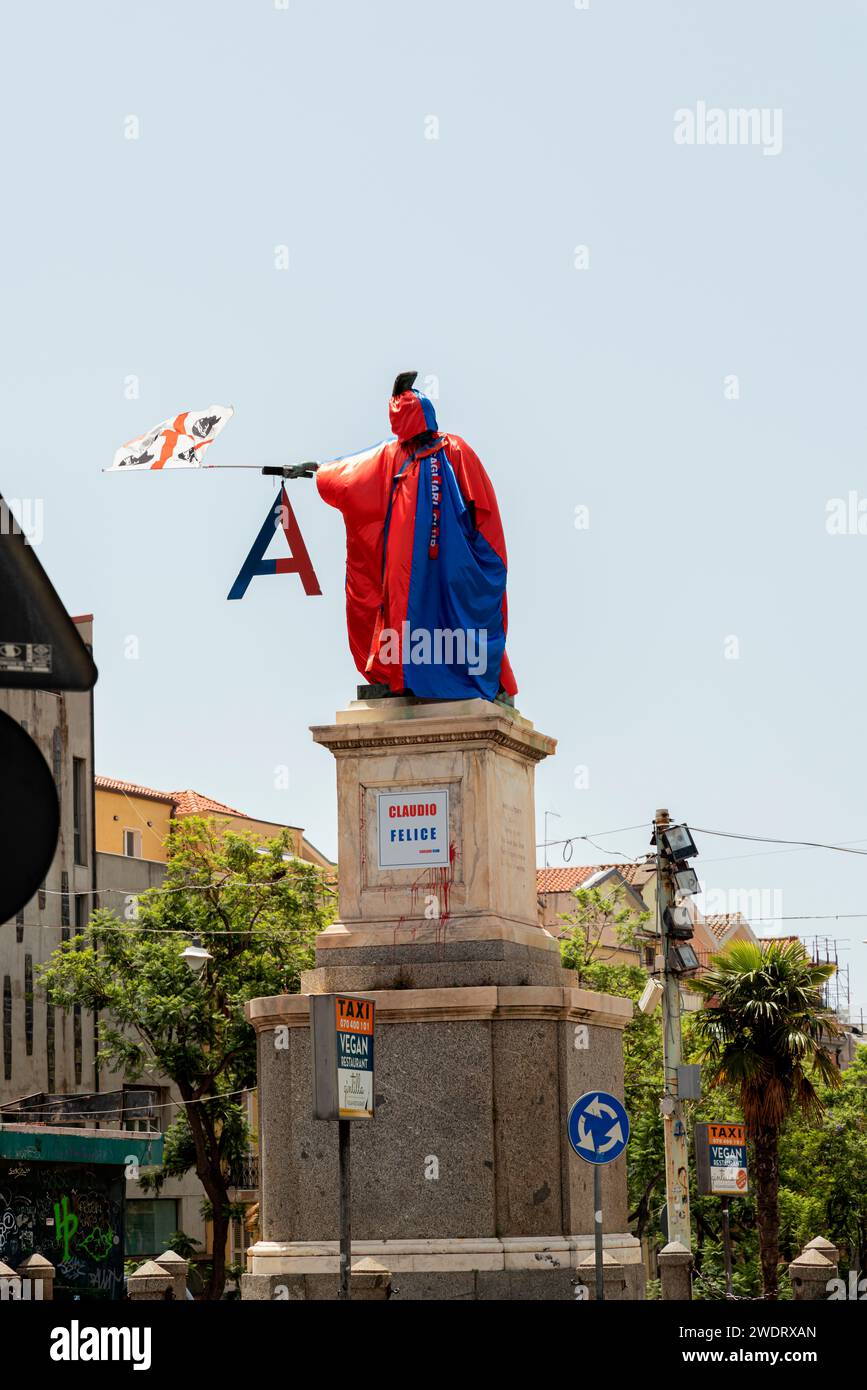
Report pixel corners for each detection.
[535,822,648,849]
[693,825,867,858]
[10,920,326,935]
[0,1084,257,1123]
[539,816,867,861]
[37,876,333,898]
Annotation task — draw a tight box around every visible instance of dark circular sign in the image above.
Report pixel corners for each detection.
[0,709,60,923]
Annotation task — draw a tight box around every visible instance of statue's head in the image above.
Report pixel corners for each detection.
[389,370,439,442]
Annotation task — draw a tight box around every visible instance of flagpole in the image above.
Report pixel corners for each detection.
[211,465,319,475]
[103,469,311,475]
[105,465,317,474]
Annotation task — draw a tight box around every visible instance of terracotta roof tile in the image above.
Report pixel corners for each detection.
[703,912,750,941]
[96,776,246,818]
[95,776,175,806]
[536,862,654,893]
[171,789,247,818]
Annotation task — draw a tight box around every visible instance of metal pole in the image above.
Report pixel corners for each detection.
[656,808,692,1250]
[338,1118,351,1300]
[594,1164,604,1301]
[544,810,560,869]
[721,1197,734,1297]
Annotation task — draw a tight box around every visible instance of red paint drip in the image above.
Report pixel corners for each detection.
[393,847,455,956]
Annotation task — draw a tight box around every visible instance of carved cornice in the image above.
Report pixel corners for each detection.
[246,985,632,1032]
[313,727,553,762]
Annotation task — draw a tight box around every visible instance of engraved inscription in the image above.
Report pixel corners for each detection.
[501,801,527,871]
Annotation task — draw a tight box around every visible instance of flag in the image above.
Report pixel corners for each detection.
[108,406,234,471]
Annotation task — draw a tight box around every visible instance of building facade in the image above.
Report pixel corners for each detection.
[1,617,332,1270]
[0,614,98,1105]
[536,861,760,1008]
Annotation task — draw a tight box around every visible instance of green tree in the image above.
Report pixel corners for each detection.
[558,882,648,983]
[560,886,666,1244]
[39,816,331,1299]
[779,1044,867,1277]
[691,940,841,1298]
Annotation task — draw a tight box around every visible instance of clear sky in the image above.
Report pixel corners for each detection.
[3,1,865,1018]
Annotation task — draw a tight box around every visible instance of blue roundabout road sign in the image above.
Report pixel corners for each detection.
[567,1090,630,1165]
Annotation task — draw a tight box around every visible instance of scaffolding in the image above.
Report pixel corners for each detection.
[802,935,851,1023]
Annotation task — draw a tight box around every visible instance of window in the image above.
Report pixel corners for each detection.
[74,1005,82,1086]
[2,976,11,1082]
[123,828,143,858]
[73,908,86,1084]
[75,894,89,933]
[61,871,70,942]
[46,1003,55,1091]
[230,1213,254,1267]
[125,1199,178,1257]
[15,908,23,944]
[38,882,46,911]
[24,956,33,1056]
[73,757,87,865]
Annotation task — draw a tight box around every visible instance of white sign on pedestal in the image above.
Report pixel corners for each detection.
[376,789,449,869]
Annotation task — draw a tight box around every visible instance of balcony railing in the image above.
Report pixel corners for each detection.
[228,1155,259,1191]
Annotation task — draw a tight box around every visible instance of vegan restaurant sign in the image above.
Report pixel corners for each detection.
[695,1122,749,1196]
[377,789,449,869]
[311,995,375,1121]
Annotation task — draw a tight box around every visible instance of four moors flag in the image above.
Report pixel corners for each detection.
[108,406,234,471]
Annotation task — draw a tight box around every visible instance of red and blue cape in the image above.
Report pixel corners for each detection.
[316,387,517,702]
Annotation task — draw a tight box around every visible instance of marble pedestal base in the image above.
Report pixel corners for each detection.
[309,696,558,968]
[243,986,644,1301]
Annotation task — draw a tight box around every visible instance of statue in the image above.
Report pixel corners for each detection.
[305,372,518,703]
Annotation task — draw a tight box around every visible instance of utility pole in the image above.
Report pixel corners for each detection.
[655,807,692,1249]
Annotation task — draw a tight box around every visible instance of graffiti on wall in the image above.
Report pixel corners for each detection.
[0,1161,125,1300]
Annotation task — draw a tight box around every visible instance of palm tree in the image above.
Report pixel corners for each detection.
[691,939,841,1298]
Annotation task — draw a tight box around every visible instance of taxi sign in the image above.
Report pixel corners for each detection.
[310,994,375,1120]
[695,1122,748,1195]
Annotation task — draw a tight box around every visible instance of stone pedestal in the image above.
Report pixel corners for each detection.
[307,696,567,989]
[244,698,643,1300]
[154,1249,187,1301]
[16,1253,54,1301]
[788,1248,836,1301]
[127,1260,174,1301]
[577,1250,629,1300]
[0,1261,21,1299]
[658,1240,693,1301]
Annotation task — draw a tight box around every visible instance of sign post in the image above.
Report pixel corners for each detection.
[338,1117,351,1302]
[694,1122,749,1298]
[567,1090,630,1301]
[721,1197,733,1298]
[593,1165,603,1301]
[310,995,376,1300]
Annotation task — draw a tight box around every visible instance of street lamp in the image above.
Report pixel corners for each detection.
[181,935,212,975]
[673,865,701,897]
[663,904,694,940]
[660,824,699,860]
[669,942,700,974]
